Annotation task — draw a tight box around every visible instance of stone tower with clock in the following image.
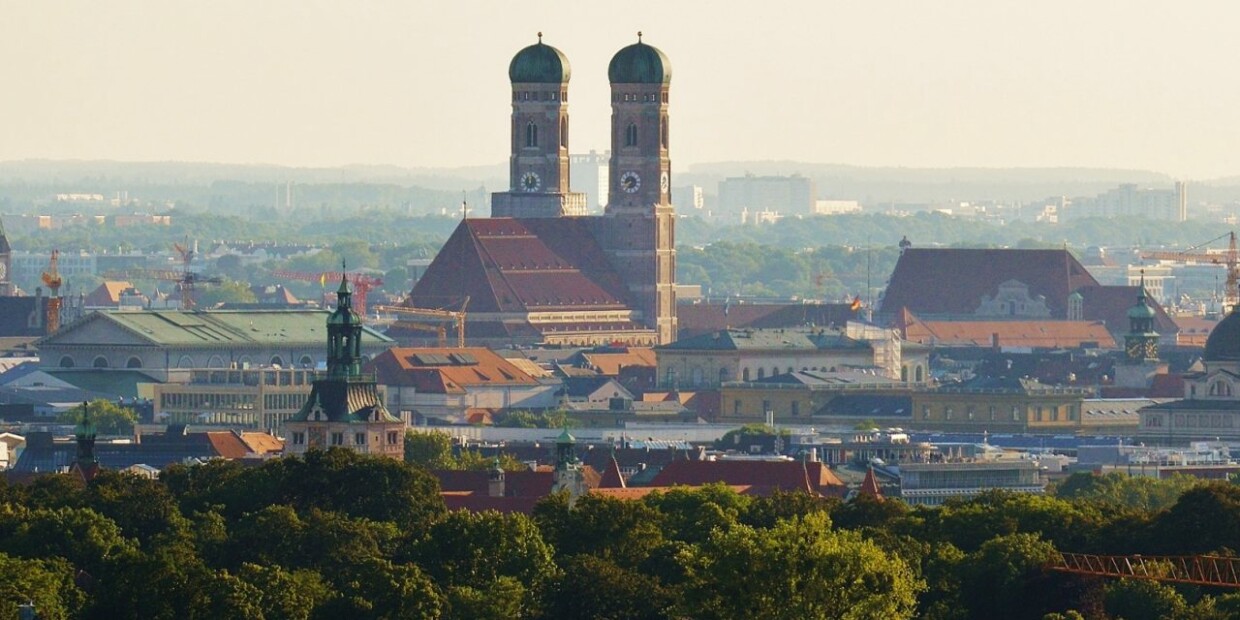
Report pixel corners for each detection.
[491,34,588,218]
[595,34,678,344]
[1115,273,1163,389]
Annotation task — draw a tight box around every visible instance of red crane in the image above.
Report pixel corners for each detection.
[1053,552,1240,589]
[1141,231,1238,311]
[272,270,383,318]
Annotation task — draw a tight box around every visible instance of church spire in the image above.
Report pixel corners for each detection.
[327,260,362,377]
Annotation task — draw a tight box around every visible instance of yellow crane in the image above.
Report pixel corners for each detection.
[41,250,62,333]
[373,296,469,348]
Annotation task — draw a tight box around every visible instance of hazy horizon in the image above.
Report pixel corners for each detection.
[5,1,1240,179]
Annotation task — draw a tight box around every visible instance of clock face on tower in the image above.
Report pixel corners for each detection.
[660,172,669,193]
[521,171,541,192]
[620,171,641,193]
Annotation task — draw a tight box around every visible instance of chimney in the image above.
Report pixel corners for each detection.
[487,460,506,497]
[991,332,1000,350]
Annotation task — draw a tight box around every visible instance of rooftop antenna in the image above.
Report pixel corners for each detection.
[637,31,643,42]
[460,191,468,221]
[537,31,542,43]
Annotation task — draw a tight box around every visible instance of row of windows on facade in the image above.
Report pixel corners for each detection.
[1144,413,1236,429]
[290,431,401,446]
[59,354,318,369]
[920,404,1079,423]
[158,391,308,412]
[733,399,804,416]
[520,119,668,150]
[613,93,668,103]
[667,364,923,385]
[515,90,567,102]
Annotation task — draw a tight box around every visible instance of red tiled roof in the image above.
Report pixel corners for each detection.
[409,218,633,314]
[580,348,657,376]
[1174,316,1220,346]
[598,456,626,489]
[1075,285,1179,336]
[433,470,554,496]
[879,248,1098,317]
[900,312,1118,349]
[238,432,283,456]
[648,460,846,497]
[859,467,884,501]
[366,347,540,394]
[205,431,252,459]
[85,281,136,307]
[1150,373,1186,398]
[678,302,859,338]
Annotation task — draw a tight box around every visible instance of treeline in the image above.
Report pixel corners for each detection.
[12,209,1238,302]
[2,448,1240,619]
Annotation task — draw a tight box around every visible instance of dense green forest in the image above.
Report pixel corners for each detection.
[4,446,1240,619]
[9,209,1235,302]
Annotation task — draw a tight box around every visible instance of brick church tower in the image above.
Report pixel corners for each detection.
[596,34,677,344]
[490,34,588,218]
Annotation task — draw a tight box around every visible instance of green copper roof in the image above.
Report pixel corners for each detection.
[41,310,392,348]
[556,428,575,444]
[608,39,671,84]
[509,37,571,84]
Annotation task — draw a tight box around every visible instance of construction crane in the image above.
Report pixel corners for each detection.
[104,269,223,310]
[41,250,62,333]
[1140,231,1238,311]
[1052,552,1240,589]
[271,270,383,318]
[373,296,469,348]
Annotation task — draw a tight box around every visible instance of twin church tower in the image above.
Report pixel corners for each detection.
[491,32,672,221]
[411,34,677,345]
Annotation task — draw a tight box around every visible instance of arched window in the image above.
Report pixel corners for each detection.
[691,367,704,387]
[915,367,924,382]
[757,368,765,380]
[92,356,109,369]
[719,368,731,384]
[270,355,285,368]
[661,117,669,149]
[742,368,750,382]
[177,355,195,369]
[59,356,75,368]
[126,357,143,369]
[625,123,638,147]
[300,355,314,368]
[560,117,568,148]
[207,355,225,368]
[525,122,538,147]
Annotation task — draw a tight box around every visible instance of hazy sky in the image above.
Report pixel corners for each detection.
[4,1,1240,178]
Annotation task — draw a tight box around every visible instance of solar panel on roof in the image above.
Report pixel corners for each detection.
[449,353,477,365]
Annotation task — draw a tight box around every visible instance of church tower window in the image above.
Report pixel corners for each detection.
[625,123,638,147]
[525,122,539,148]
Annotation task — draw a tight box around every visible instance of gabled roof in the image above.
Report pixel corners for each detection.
[677,302,859,338]
[1075,285,1178,335]
[879,248,1098,317]
[648,460,846,497]
[38,310,392,349]
[751,370,903,387]
[578,347,657,375]
[366,347,540,394]
[84,281,137,307]
[562,375,632,400]
[659,327,868,352]
[409,218,633,314]
[858,467,884,501]
[899,311,1118,349]
[598,456,627,489]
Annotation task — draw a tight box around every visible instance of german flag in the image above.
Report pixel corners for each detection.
[850,295,862,312]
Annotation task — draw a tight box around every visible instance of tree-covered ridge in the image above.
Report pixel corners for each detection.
[2,449,1240,619]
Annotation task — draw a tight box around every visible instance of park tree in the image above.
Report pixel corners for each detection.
[643,484,750,544]
[56,399,138,435]
[85,471,189,549]
[957,533,1063,620]
[0,553,86,620]
[1103,579,1186,620]
[1152,483,1240,554]
[414,509,558,599]
[534,492,666,569]
[543,554,676,620]
[679,512,921,620]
